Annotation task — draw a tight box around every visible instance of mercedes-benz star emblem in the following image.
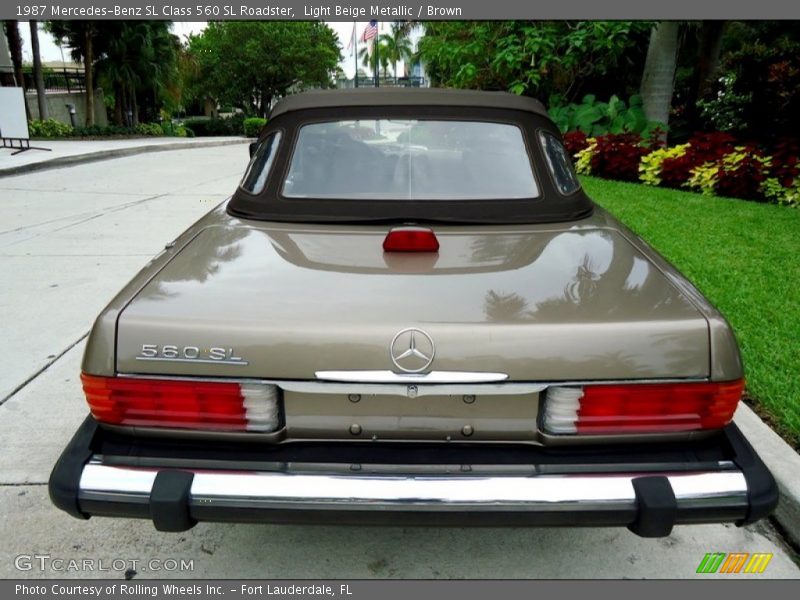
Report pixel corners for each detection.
[390,328,435,373]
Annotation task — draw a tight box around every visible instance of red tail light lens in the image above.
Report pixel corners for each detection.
[543,380,744,435]
[383,227,439,252]
[81,374,280,432]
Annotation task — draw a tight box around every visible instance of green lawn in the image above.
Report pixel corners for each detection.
[581,176,800,446]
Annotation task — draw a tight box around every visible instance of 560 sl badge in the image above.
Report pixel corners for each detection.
[136,344,249,366]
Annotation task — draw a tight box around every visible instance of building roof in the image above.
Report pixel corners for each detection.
[269,88,548,119]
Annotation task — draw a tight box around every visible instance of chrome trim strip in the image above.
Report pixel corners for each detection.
[117,372,542,397]
[79,463,748,513]
[118,372,708,388]
[116,373,709,399]
[280,381,545,397]
[315,370,508,383]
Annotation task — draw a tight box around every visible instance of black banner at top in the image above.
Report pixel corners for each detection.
[5,0,800,21]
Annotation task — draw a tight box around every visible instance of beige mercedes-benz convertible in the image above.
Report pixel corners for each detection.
[50,88,777,537]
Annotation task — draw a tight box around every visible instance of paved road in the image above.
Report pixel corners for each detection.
[0,146,797,579]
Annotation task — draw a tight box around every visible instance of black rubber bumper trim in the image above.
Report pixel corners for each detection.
[48,415,97,520]
[149,471,196,532]
[50,417,779,535]
[725,424,780,524]
[627,476,677,537]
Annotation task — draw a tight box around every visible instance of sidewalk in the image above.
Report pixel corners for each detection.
[0,137,248,177]
[734,404,800,547]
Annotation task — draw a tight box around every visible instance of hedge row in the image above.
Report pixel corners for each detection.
[566,131,799,207]
[28,119,191,139]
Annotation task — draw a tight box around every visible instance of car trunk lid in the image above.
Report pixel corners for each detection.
[116,222,710,381]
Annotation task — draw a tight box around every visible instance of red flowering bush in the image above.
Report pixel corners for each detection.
[660,132,737,188]
[769,139,800,187]
[562,99,799,205]
[713,146,771,201]
[686,132,738,162]
[589,133,650,182]
[563,131,589,157]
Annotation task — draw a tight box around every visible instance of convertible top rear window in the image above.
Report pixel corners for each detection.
[226,92,595,224]
[283,120,539,200]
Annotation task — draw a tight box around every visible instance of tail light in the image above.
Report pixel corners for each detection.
[81,374,281,433]
[383,226,439,252]
[543,380,743,435]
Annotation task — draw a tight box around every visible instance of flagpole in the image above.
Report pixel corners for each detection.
[374,22,379,88]
[353,22,358,88]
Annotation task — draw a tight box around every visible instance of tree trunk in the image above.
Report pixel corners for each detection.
[84,28,95,126]
[132,90,139,126]
[681,21,727,131]
[695,21,727,101]
[29,21,48,120]
[640,22,680,130]
[113,80,123,126]
[5,20,32,120]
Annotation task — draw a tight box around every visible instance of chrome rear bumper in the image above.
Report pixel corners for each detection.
[50,416,778,537]
[79,463,748,514]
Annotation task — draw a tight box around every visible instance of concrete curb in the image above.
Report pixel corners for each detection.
[0,138,249,177]
[734,404,800,546]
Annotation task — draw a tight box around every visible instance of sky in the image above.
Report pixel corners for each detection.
[17,21,416,78]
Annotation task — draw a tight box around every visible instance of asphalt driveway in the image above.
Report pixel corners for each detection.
[0,145,797,579]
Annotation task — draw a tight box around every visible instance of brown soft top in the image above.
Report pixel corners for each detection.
[228,89,594,225]
[269,87,548,120]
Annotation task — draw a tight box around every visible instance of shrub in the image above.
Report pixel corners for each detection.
[563,131,589,158]
[71,124,135,137]
[660,132,736,188]
[134,123,164,137]
[181,117,210,135]
[588,133,650,182]
[686,147,771,200]
[761,178,800,207]
[685,132,738,163]
[713,148,771,201]
[549,94,665,137]
[574,138,597,175]
[243,117,267,138]
[639,144,690,186]
[212,113,245,135]
[158,122,188,137]
[685,162,721,196]
[182,114,245,136]
[697,73,752,133]
[769,139,800,187]
[709,37,800,143]
[28,119,73,138]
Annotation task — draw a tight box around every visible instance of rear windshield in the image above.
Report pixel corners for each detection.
[282,120,539,200]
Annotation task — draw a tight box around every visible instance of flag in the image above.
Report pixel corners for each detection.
[360,20,378,43]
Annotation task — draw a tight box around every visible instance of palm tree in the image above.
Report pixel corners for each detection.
[95,22,178,125]
[380,23,414,79]
[46,21,101,126]
[95,23,145,125]
[29,21,48,119]
[358,42,390,79]
[640,22,681,132]
[3,21,31,119]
